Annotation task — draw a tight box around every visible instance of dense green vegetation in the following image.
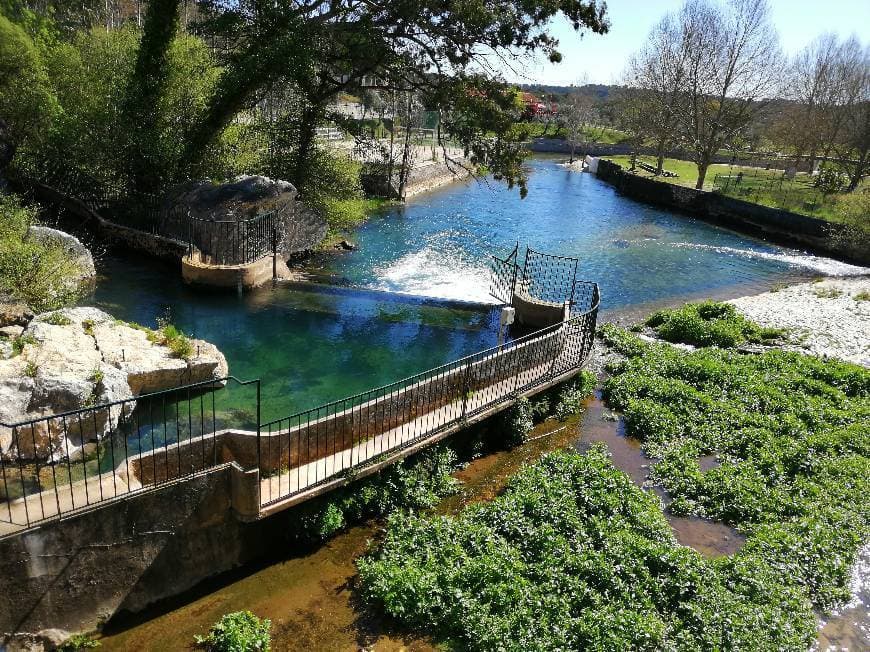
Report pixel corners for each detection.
[0,193,85,310]
[601,321,869,613]
[194,611,271,652]
[358,311,868,650]
[359,447,815,651]
[644,301,783,348]
[290,445,461,543]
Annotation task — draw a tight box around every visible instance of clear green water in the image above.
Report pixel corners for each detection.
[91,261,499,426]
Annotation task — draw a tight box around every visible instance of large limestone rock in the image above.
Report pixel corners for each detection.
[0,307,228,461]
[165,175,327,257]
[26,226,96,286]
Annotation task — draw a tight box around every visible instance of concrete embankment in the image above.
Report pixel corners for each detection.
[592,159,869,266]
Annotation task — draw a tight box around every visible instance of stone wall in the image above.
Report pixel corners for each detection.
[0,463,266,636]
[361,159,471,198]
[594,159,869,266]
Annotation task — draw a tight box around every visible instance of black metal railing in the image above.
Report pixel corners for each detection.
[490,245,581,307]
[489,242,519,304]
[26,169,285,267]
[178,211,281,266]
[0,377,260,531]
[258,283,598,506]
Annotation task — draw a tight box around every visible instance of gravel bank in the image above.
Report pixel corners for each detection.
[729,277,870,368]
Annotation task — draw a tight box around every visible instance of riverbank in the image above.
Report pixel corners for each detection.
[593,159,869,266]
[729,277,870,367]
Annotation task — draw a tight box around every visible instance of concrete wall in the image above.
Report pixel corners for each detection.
[361,160,470,198]
[0,463,266,636]
[594,159,869,266]
[181,252,291,289]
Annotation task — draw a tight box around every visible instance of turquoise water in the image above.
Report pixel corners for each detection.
[314,157,866,310]
[91,261,499,424]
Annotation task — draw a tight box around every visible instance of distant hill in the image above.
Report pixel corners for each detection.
[518,83,622,99]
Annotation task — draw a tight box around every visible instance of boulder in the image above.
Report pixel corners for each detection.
[0,307,228,462]
[26,226,96,286]
[165,175,327,258]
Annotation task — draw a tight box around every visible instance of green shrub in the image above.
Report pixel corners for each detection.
[645,301,783,348]
[501,396,533,447]
[291,445,460,544]
[43,311,72,325]
[11,333,37,356]
[152,320,194,359]
[358,448,815,651]
[813,286,843,299]
[57,633,100,651]
[0,194,86,312]
[194,611,271,652]
[23,361,38,377]
[856,290,870,302]
[552,370,596,421]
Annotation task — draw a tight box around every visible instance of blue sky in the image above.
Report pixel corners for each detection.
[509,0,870,86]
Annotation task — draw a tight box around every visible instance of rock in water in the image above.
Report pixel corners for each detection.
[165,175,327,257]
[0,307,228,461]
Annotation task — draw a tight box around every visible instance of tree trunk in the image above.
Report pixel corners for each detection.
[122,0,181,190]
[847,148,868,192]
[655,134,667,176]
[292,104,323,192]
[695,157,710,190]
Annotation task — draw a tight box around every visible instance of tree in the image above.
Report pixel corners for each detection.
[622,14,690,175]
[134,0,611,195]
[834,40,869,191]
[0,13,58,160]
[670,0,781,189]
[559,85,597,163]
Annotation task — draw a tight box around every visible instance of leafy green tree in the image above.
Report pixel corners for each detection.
[133,0,610,194]
[0,13,58,162]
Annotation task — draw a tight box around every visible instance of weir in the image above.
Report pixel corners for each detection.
[0,246,598,634]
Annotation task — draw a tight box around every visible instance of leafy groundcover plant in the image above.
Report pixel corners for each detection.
[644,301,783,348]
[358,447,813,650]
[358,313,867,651]
[194,611,271,652]
[601,324,869,613]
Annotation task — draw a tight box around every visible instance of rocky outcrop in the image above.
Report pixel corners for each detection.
[0,307,228,461]
[165,175,327,257]
[0,298,33,328]
[26,226,96,286]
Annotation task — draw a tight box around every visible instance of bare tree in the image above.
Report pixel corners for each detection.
[836,41,870,191]
[559,78,598,163]
[623,14,690,174]
[671,0,782,189]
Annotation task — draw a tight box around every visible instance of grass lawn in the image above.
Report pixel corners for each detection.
[602,154,867,224]
[517,121,631,145]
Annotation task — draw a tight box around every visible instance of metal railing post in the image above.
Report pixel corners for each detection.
[256,379,261,474]
[459,358,473,421]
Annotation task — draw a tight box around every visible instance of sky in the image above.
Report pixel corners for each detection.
[508,0,870,86]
